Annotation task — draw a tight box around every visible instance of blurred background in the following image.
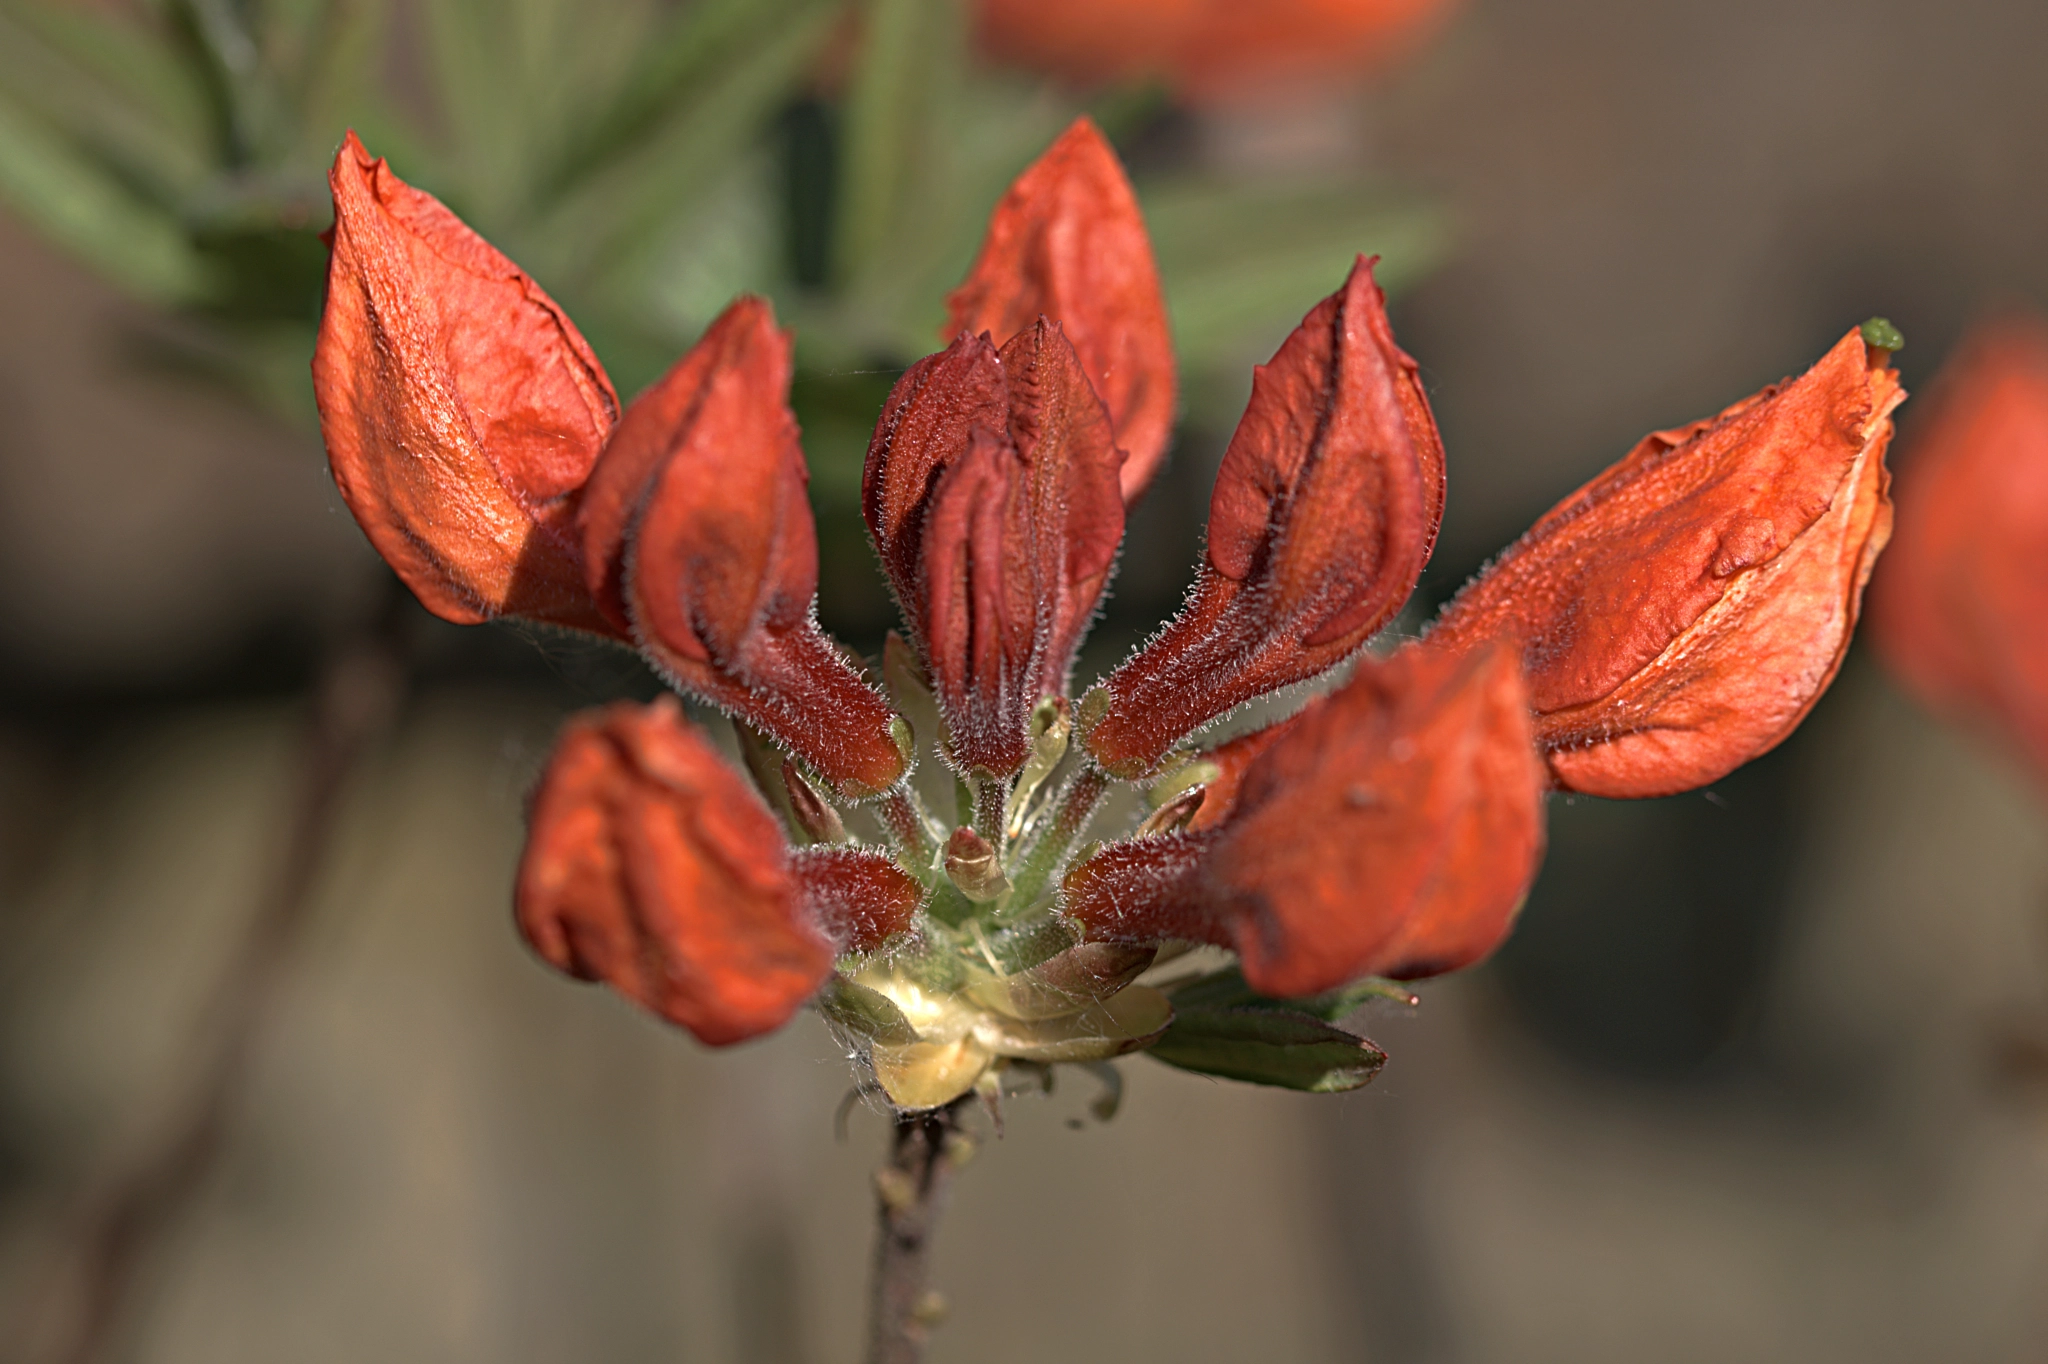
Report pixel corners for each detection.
[2,0,2047,1361]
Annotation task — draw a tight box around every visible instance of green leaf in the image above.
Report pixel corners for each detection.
[1140,175,1452,415]
[525,0,839,293]
[0,88,208,303]
[834,0,951,286]
[1145,1006,1388,1093]
[815,974,919,1046]
[0,3,213,197]
[536,0,782,200]
[1166,965,1416,1022]
[289,0,409,167]
[801,85,1072,364]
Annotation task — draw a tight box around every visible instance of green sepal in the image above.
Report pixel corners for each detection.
[978,915,1076,976]
[1165,966,1416,1022]
[814,974,918,1047]
[1144,1007,1387,1094]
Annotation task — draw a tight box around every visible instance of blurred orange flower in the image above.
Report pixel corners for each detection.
[973,0,1459,103]
[1869,317,2048,794]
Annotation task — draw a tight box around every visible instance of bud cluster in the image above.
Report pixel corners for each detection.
[313,116,1906,1109]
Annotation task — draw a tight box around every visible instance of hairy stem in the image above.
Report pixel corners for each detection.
[880,786,938,874]
[1005,765,1109,910]
[865,1101,971,1364]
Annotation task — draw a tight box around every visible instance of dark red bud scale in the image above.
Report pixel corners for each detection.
[867,319,1124,776]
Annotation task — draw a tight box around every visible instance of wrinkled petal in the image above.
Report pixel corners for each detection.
[945,117,1176,501]
[918,431,1036,773]
[1870,316,2048,793]
[1430,327,1902,798]
[1085,256,1444,777]
[867,321,1124,775]
[975,0,1458,105]
[1004,319,1128,695]
[581,298,908,798]
[314,132,620,635]
[864,332,1009,602]
[1064,641,1544,996]
[513,698,831,1046]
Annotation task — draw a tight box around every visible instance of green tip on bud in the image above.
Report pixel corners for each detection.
[1860,316,1905,353]
[1075,685,1112,733]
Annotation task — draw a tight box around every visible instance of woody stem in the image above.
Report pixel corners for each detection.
[865,1100,970,1364]
[1005,765,1109,910]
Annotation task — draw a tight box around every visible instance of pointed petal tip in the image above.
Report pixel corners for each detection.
[946,116,1176,504]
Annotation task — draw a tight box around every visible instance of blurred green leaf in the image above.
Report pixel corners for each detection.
[1166,964,1416,1022]
[529,0,840,295]
[539,0,791,199]
[1143,174,1451,383]
[0,87,208,302]
[815,28,1073,362]
[0,2,213,197]
[835,0,950,286]
[1146,1006,1388,1093]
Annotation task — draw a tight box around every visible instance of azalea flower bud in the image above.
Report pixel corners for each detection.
[866,319,1124,775]
[1869,316,2048,793]
[314,132,621,636]
[945,117,1176,501]
[1063,641,1544,998]
[581,298,909,799]
[514,697,833,1047]
[1084,255,1445,777]
[1430,326,1904,798]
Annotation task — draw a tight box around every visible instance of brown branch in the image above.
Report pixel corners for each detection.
[865,1100,973,1364]
[25,602,409,1364]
